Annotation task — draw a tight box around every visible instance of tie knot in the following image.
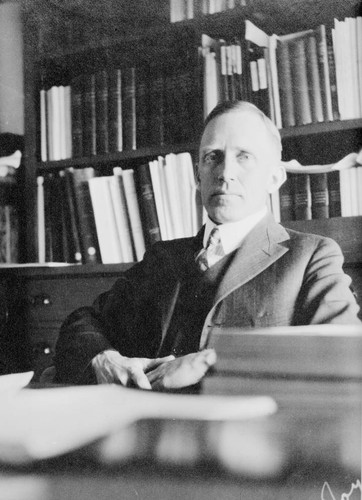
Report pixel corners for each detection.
[207,227,221,249]
[196,227,224,271]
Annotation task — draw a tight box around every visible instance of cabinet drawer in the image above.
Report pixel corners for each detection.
[24,275,118,323]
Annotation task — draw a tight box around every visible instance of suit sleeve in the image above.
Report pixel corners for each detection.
[294,236,361,325]
[54,246,164,384]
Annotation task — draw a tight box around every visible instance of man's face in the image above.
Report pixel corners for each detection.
[198,110,281,224]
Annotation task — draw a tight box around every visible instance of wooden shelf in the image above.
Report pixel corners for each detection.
[284,216,362,264]
[280,119,362,139]
[0,262,133,278]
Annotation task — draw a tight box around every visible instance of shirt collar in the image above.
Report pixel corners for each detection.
[203,207,268,255]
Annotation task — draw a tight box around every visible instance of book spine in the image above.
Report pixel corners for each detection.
[136,67,150,149]
[327,170,341,218]
[305,35,324,123]
[82,74,97,156]
[326,33,340,121]
[40,88,48,162]
[70,75,84,158]
[135,163,162,247]
[108,68,123,152]
[122,169,146,261]
[310,173,329,219]
[88,177,123,264]
[95,69,109,155]
[294,174,312,220]
[122,67,137,150]
[276,41,296,127]
[148,68,165,146]
[70,167,101,264]
[279,174,295,222]
[37,176,45,263]
[109,169,135,262]
[315,24,333,122]
[289,39,312,126]
[61,170,83,264]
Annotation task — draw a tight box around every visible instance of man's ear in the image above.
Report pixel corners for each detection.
[267,164,287,194]
[194,163,201,190]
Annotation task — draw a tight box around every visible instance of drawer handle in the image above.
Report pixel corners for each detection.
[32,342,54,356]
[28,294,52,307]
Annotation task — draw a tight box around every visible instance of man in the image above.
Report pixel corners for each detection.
[54,101,360,389]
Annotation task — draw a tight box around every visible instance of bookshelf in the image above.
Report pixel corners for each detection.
[20,0,362,265]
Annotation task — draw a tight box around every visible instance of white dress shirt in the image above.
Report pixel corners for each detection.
[202,206,268,257]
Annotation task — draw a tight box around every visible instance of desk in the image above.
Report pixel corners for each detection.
[0,379,360,500]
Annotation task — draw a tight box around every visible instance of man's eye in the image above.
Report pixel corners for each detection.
[204,151,222,165]
[237,151,251,161]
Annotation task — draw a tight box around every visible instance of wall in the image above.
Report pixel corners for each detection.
[0,1,24,135]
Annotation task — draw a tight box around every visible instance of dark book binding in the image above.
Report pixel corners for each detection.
[305,35,324,123]
[122,67,137,151]
[108,68,123,152]
[310,173,329,219]
[279,174,295,222]
[289,38,312,126]
[294,174,312,220]
[135,163,161,247]
[82,73,97,156]
[62,170,83,264]
[327,171,342,218]
[276,41,296,127]
[95,69,109,155]
[148,67,165,146]
[67,167,101,264]
[70,75,84,158]
[136,67,150,149]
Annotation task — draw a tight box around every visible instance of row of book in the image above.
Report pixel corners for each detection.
[277,168,362,222]
[202,17,362,128]
[36,152,201,264]
[40,61,200,162]
[170,0,246,23]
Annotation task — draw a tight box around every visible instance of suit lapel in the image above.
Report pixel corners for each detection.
[213,215,290,306]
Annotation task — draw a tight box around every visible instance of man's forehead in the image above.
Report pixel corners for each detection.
[201,110,268,142]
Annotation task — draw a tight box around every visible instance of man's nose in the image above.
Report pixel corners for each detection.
[217,153,237,181]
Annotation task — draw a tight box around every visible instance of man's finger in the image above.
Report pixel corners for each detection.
[130,366,152,390]
[143,355,175,372]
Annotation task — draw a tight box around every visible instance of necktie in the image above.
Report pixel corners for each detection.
[196,227,224,271]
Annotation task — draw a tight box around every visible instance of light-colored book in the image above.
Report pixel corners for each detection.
[40,89,47,162]
[36,175,45,264]
[64,85,72,159]
[122,169,146,261]
[175,152,198,237]
[164,153,184,239]
[110,168,134,262]
[149,159,168,240]
[88,176,123,264]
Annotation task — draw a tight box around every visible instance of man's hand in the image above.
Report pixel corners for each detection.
[91,350,175,389]
[146,349,217,391]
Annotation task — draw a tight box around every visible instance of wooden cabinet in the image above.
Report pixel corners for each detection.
[0,264,131,379]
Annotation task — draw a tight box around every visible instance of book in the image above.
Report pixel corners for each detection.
[135,163,162,247]
[40,86,48,162]
[135,67,150,149]
[122,169,146,261]
[64,85,72,159]
[61,170,83,264]
[327,170,341,218]
[148,67,165,146]
[109,168,134,262]
[276,40,295,127]
[82,74,97,156]
[148,159,168,240]
[70,74,84,158]
[278,174,294,222]
[206,324,362,379]
[305,34,324,123]
[0,204,18,264]
[122,67,137,151]
[95,69,109,155]
[108,68,123,152]
[88,176,123,264]
[294,174,312,220]
[36,176,45,263]
[310,173,329,219]
[66,167,101,264]
[289,38,312,126]
[315,25,334,122]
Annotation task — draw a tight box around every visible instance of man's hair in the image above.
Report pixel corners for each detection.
[203,100,282,156]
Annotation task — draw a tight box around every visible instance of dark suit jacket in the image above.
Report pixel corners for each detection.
[54,215,361,384]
